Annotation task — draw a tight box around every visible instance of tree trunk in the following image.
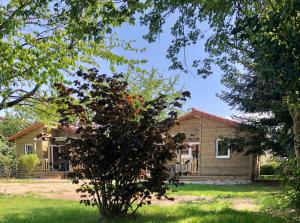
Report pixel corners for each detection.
[289,107,300,166]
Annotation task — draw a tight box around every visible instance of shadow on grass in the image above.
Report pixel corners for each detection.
[1,203,282,223]
[132,205,283,223]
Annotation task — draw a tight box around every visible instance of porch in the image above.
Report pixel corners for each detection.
[173,142,200,176]
[169,141,254,181]
[26,137,71,179]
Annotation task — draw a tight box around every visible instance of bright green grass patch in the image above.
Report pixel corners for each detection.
[169,184,281,198]
[0,195,282,223]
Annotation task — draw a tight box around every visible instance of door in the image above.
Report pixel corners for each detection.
[51,145,69,171]
[51,145,60,170]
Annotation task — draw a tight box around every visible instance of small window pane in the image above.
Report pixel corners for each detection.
[216,139,230,158]
[218,141,228,156]
[25,144,33,154]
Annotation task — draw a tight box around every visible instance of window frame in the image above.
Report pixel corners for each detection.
[215,138,230,159]
[24,144,34,155]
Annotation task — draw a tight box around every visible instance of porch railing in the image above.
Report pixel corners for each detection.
[41,159,49,172]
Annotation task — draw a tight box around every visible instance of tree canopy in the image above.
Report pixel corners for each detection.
[0,0,144,111]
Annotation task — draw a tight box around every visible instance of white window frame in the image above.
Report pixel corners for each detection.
[215,138,230,159]
[24,144,33,155]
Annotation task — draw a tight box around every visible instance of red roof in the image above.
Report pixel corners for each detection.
[178,108,238,126]
[8,123,44,141]
[8,123,77,141]
[8,109,237,141]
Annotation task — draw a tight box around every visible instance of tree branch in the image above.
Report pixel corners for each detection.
[0,84,40,110]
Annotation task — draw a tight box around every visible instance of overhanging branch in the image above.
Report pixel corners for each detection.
[0,84,40,110]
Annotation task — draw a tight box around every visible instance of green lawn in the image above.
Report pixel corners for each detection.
[0,184,283,223]
[169,183,280,198]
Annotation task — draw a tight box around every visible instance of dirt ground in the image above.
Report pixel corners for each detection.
[0,180,258,211]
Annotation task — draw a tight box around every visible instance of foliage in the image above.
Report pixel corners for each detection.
[18,154,40,179]
[0,112,30,138]
[0,137,14,158]
[125,69,181,102]
[0,125,16,179]
[125,69,183,118]
[0,154,14,178]
[261,165,276,176]
[0,143,15,179]
[283,158,300,211]
[0,0,144,111]
[219,1,300,158]
[54,68,189,218]
[260,156,282,175]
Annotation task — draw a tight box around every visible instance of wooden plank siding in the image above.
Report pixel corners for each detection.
[15,127,50,173]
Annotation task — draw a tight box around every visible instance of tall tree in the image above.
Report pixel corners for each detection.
[0,0,143,111]
[219,1,300,161]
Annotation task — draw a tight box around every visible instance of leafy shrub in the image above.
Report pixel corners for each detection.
[0,137,16,178]
[261,158,283,176]
[0,154,15,178]
[261,164,275,175]
[18,154,40,179]
[54,69,189,219]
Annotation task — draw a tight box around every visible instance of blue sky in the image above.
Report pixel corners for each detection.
[111,21,238,118]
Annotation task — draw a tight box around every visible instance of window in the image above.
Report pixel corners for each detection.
[24,144,33,154]
[215,138,230,158]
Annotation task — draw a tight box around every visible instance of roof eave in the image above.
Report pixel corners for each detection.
[8,123,44,141]
[177,108,239,126]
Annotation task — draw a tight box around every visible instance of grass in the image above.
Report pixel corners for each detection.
[0,194,282,223]
[0,183,283,223]
[169,183,280,198]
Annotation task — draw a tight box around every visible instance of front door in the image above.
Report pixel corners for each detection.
[51,145,69,171]
[52,145,60,170]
